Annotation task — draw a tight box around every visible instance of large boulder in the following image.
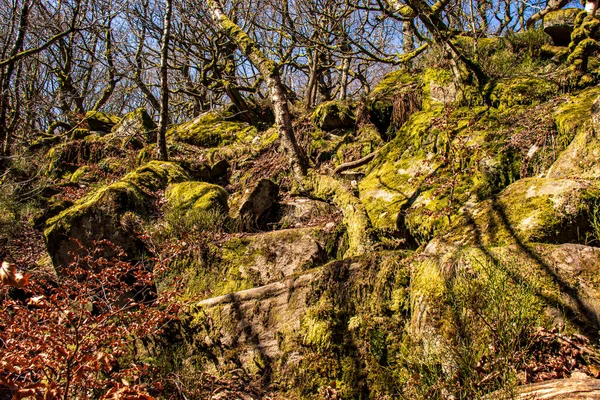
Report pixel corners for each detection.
[46,135,125,176]
[311,100,354,131]
[236,179,279,231]
[84,111,121,133]
[427,178,600,249]
[365,70,421,137]
[167,226,338,300]
[165,181,228,213]
[544,8,582,46]
[45,161,190,268]
[408,243,600,397]
[167,112,258,148]
[110,108,156,146]
[549,89,600,179]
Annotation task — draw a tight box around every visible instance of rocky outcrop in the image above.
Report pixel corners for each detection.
[168,226,339,300]
[427,178,600,249]
[167,112,258,148]
[544,8,582,46]
[311,100,354,131]
[492,377,600,399]
[236,179,279,231]
[45,161,190,268]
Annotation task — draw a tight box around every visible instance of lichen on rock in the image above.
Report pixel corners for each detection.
[44,161,190,268]
[311,100,355,131]
[167,112,258,148]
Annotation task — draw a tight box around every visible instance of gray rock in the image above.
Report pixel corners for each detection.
[275,198,339,228]
[210,159,230,180]
[236,179,279,231]
[489,378,600,399]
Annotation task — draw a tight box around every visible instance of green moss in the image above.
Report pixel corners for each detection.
[489,77,559,109]
[307,172,373,257]
[70,165,93,183]
[165,181,228,213]
[167,112,258,148]
[44,161,190,266]
[366,70,422,137]
[369,70,418,99]
[84,110,121,131]
[359,106,444,231]
[544,8,582,25]
[554,86,600,148]
[311,100,354,131]
[332,125,383,166]
[437,178,600,247]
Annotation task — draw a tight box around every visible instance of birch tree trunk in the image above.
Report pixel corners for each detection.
[206,0,306,180]
[156,0,172,161]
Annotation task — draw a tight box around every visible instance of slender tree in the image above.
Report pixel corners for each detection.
[206,0,306,180]
[157,0,173,161]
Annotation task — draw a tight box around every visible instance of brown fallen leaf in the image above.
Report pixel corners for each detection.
[0,261,30,288]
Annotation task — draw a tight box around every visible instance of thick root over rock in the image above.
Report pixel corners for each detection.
[305,171,373,257]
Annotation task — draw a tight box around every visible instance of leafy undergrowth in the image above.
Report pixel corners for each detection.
[0,242,180,399]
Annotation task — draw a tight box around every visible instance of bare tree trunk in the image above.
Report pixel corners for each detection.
[305,49,319,110]
[526,0,570,29]
[402,20,415,68]
[206,0,306,180]
[156,0,172,161]
[92,20,118,111]
[133,0,160,112]
[0,0,30,164]
[338,56,350,101]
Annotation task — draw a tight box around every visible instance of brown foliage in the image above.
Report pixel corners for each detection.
[0,241,179,399]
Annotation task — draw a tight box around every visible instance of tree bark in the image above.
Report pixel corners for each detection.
[526,0,570,29]
[0,0,30,162]
[156,0,172,161]
[206,0,306,180]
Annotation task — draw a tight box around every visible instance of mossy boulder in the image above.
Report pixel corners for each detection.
[311,100,354,131]
[46,134,125,176]
[544,8,583,46]
[165,181,228,213]
[428,178,600,249]
[111,108,156,143]
[359,87,584,242]
[167,112,258,148]
[179,253,411,397]
[84,111,121,133]
[556,86,600,145]
[409,242,600,394]
[366,70,421,137]
[423,67,456,106]
[489,77,559,109]
[171,226,338,301]
[236,179,279,231]
[45,161,190,268]
[549,88,600,178]
[31,197,73,228]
